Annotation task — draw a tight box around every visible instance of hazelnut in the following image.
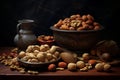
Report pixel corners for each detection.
[103,63,111,72]
[82,53,90,62]
[67,63,77,71]
[95,63,104,72]
[76,61,85,69]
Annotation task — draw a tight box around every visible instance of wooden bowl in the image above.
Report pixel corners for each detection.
[17,57,61,70]
[37,35,55,46]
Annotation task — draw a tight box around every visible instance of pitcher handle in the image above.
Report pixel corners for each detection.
[17,23,21,35]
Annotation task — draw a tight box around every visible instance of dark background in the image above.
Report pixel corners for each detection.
[0,0,120,47]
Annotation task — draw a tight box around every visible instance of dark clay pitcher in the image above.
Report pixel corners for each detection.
[14,19,37,50]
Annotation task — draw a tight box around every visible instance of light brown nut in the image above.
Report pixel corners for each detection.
[103,63,111,72]
[95,63,104,72]
[67,63,77,71]
[76,61,85,69]
[60,52,77,63]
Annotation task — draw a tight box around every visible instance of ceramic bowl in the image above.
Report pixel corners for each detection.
[50,26,104,52]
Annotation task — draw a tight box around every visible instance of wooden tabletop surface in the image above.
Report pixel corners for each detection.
[0,47,120,80]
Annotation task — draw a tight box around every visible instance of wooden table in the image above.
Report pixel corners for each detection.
[0,47,120,80]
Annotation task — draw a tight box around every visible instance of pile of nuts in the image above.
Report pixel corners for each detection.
[18,44,60,63]
[47,52,112,72]
[53,14,101,31]
[37,35,54,46]
[0,45,113,74]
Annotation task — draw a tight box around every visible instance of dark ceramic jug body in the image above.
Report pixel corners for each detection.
[14,19,37,50]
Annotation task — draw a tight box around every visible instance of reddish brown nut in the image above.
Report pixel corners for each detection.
[77,26,85,31]
[88,59,97,66]
[60,24,69,30]
[69,27,75,30]
[88,25,94,30]
[85,20,93,24]
[58,62,67,68]
[93,22,100,26]
[94,26,101,30]
[54,19,63,28]
[54,14,101,31]
[87,14,94,21]
[82,15,88,21]
[48,64,56,71]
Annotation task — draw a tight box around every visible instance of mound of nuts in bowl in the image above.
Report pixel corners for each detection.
[37,35,55,46]
[53,14,101,31]
[17,44,63,70]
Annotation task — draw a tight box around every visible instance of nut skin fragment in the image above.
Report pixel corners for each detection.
[80,67,88,72]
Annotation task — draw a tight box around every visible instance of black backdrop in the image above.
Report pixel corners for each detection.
[1,0,120,47]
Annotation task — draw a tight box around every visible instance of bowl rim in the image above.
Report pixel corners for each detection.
[17,57,61,65]
[50,26,104,33]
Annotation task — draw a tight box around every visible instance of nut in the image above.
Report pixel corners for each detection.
[101,53,111,62]
[53,14,102,31]
[82,53,90,62]
[48,64,56,71]
[67,63,77,71]
[95,63,104,72]
[58,62,67,68]
[88,59,97,66]
[60,52,77,63]
[103,63,111,72]
[76,61,85,69]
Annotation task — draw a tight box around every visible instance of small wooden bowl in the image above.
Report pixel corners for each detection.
[37,35,55,46]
